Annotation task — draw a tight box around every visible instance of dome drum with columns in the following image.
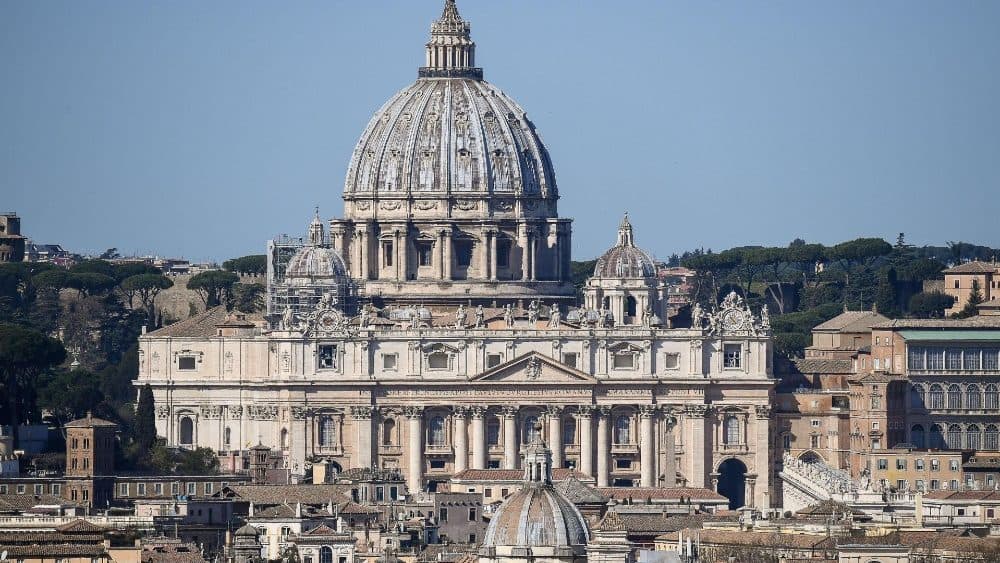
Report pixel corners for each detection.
[331,0,573,306]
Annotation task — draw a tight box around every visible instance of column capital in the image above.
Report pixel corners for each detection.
[639,405,657,418]
[754,405,772,420]
[453,406,470,418]
[545,405,564,418]
[403,405,424,419]
[350,406,374,420]
[684,404,710,418]
[499,405,519,418]
[575,405,596,417]
[596,405,612,418]
[469,405,488,418]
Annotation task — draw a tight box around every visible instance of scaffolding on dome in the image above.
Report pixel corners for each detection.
[266,232,358,325]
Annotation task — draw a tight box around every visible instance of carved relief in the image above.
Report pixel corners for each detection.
[380,201,403,211]
[525,357,542,380]
[493,199,514,212]
[155,406,170,420]
[414,200,438,211]
[355,200,371,211]
[454,199,478,211]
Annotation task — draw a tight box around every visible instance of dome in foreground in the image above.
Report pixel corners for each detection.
[593,213,658,279]
[343,1,556,200]
[480,423,589,561]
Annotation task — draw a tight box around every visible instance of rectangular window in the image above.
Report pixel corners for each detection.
[896,459,907,470]
[947,349,963,370]
[664,353,680,370]
[318,345,337,370]
[964,348,982,370]
[52,484,60,495]
[417,242,434,267]
[489,460,501,469]
[950,460,959,471]
[877,459,888,470]
[500,488,509,498]
[916,459,925,470]
[810,435,820,448]
[440,507,448,522]
[469,534,477,543]
[428,352,450,370]
[873,422,880,430]
[137,483,146,496]
[811,420,821,427]
[931,460,940,471]
[187,483,196,495]
[468,507,477,521]
[562,352,578,369]
[119,483,129,496]
[950,479,959,490]
[34,484,43,495]
[205,483,213,495]
[0,485,6,494]
[896,479,907,490]
[782,435,791,450]
[172,483,180,495]
[82,490,88,501]
[985,349,999,370]
[429,459,446,470]
[383,241,393,267]
[930,479,939,490]
[484,488,492,498]
[916,480,924,491]
[382,354,398,371]
[177,356,197,370]
[613,352,635,369]
[15,484,24,494]
[154,483,163,495]
[615,458,632,469]
[496,240,511,269]
[927,348,944,370]
[723,344,741,369]
[486,354,502,369]
[455,241,474,268]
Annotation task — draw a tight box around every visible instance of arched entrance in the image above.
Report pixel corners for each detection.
[799,451,822,464]
[717,458,747,509]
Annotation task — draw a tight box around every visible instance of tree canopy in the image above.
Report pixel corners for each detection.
[223,255,267,276]
[187,270,240,307]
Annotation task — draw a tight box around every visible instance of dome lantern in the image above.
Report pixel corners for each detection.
[420,0,482,80]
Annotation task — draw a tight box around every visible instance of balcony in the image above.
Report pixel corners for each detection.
[611,444,638,455]
[378,445,402,456]
[425,444,453,455]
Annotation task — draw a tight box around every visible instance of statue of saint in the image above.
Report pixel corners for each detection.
[474,305,485,328]
[527,300,539,324]
[548,304,561,328]
[455,304,468,328]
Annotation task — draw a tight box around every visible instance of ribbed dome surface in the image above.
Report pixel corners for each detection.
[482,484,589,548]
[285,246,348,282]
[344,78,556,196]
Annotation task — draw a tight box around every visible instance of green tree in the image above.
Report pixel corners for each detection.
[223,255,267,276]
[0,324,66,436]
[955,278,985,318]
[66,272,115,297]
[231,282,265,313]
[70,259,116,278]
[112,262,161,283]
[32,269,70,291]
[37,368,106,425]
[99,248,121,260]
[148,445,219,475]
[134,384,157,454]
[121,273,173,316]
[187,270,240,307]
[874,268,899,317]
[908,292,955,319]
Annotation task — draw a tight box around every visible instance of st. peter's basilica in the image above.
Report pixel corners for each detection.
[137,0,775,510]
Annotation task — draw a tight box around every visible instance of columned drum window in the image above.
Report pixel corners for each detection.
[486,418,500,446]
[967,385,982,409]
[562,417,576,445]
[523,416,540,443]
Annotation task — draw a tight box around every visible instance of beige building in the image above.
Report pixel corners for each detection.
[942,261,999,316]
[136,1,775,510]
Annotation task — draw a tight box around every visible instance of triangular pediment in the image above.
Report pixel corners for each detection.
[469,351,597,384]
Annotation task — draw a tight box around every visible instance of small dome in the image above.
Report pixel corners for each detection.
[285,246,348,282]
[593,213,657,279]
[481,422,589,555]
[234,524,259,537]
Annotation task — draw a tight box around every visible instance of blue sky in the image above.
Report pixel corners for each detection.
[3,0,998,262]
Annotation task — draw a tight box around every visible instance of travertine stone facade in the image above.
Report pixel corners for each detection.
[136,0,776,510]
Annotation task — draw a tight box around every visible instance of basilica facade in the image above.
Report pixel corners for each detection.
[136,1,775,509]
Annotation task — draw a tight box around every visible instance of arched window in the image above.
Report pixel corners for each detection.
[223,427,231,448]
[947,424,962,449]
[280,428,288,450]
[382,419,396,446]
[523,416,540,444]
[724,416,741,446]
[910,384,925,409]
[948,384,962,409]
[319,416,336,447]
[986,425,1000,451]
[967,385,982,409]
[911,424,925,448]
[487,417,500,446]
[562,417,576,446]
[428,416,446,446]
[986,384,999,410]
[179,416,194,446]
[929,384,945,409]
[614,415,631,445]
[929,424,944,449]
[967,424,982,450]
[320,546,334,563]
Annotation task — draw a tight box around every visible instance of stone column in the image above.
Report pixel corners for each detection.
[351,406,374,470]
[596,407,611,487]
[470,406,487,469]
[394,229,403,281]
[663,408,678,487]
[530,236,538,281]
[437,229,447,280]
[443,229,453,280]
[489,230,498,281]
[686,405,709,488]
[546,406,563,468]
[754,405,771,509]
[577,406,595,478]
[501,406,519,469]
[518,225,529,281]
[404,406,424,493]
[639,405,656,487]
[453,407,469,474]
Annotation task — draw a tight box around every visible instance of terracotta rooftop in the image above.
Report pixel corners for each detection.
[451,468,590,481]
[223,484,352,505]
[56,518,111,533]
[792,358,855,375]
[872,316,1000,329]
[554,476,607,504]
[813,311,890,333]
[923,490,1000,501]
[0,544,108,557]
[596,510,626,532]
[943,261,1000,274]
[146,306,263,338]
[64,414,117,428]
[597,487,727,502]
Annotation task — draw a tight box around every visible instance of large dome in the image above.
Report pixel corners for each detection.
[593,213,658,279]
[344,78,556,197]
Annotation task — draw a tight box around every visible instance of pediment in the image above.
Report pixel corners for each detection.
[469,352,597,384]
